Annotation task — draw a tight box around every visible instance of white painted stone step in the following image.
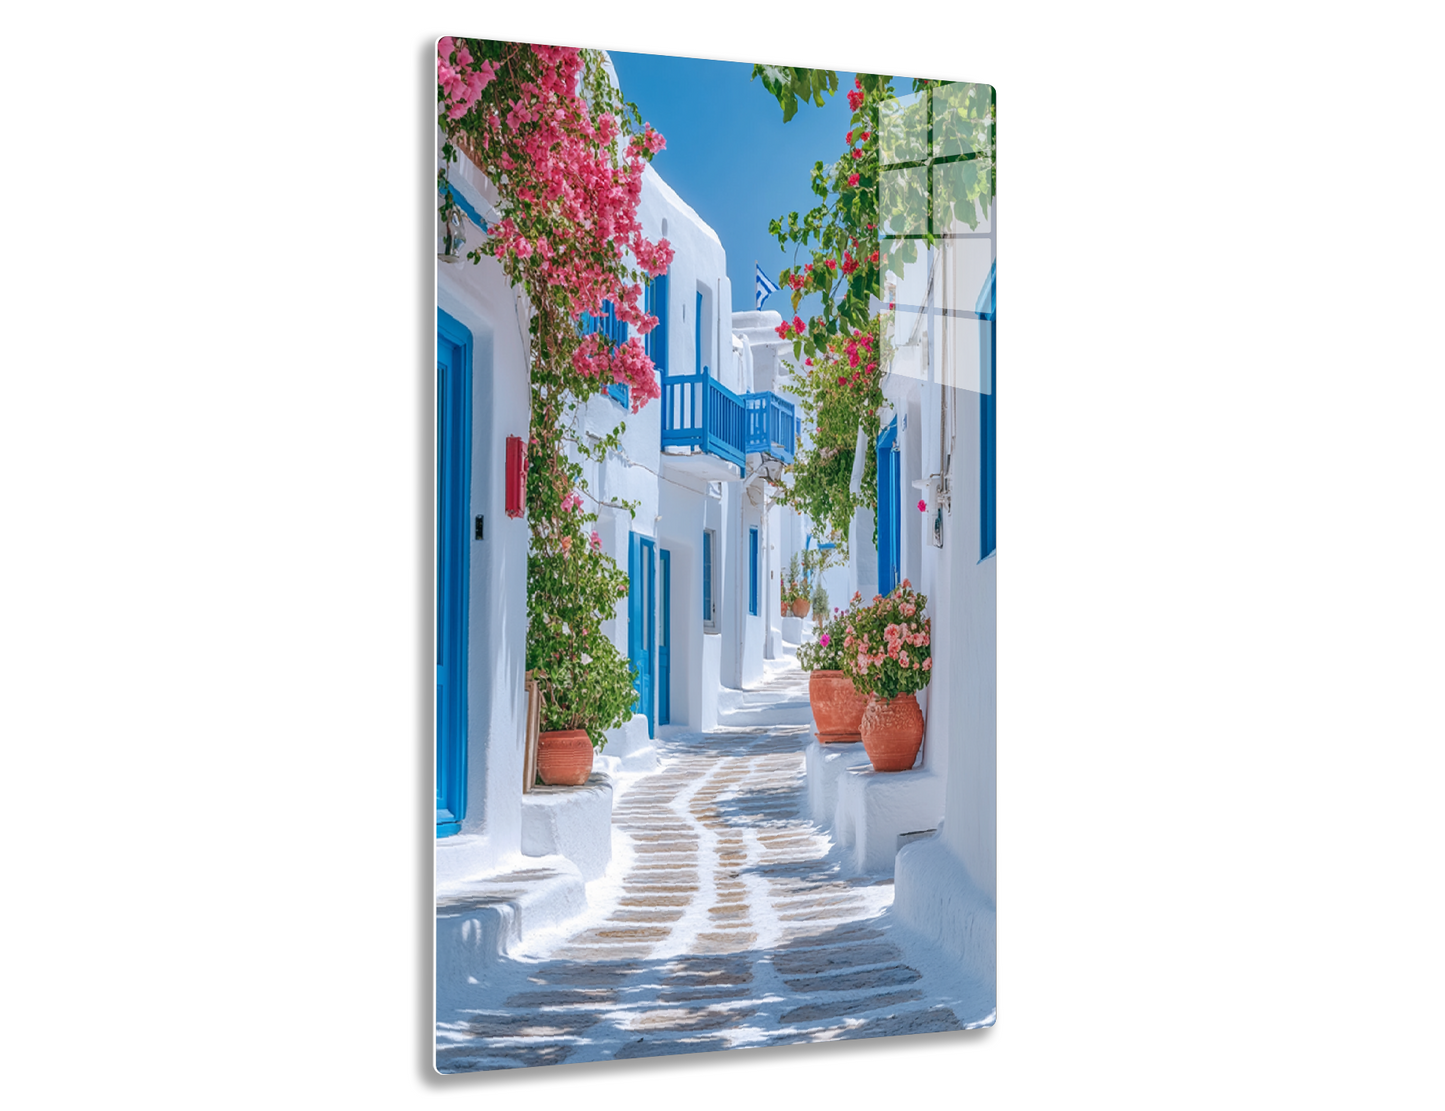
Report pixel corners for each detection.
[435,856,587,1005]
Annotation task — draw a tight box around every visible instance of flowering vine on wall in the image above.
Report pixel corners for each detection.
[753,68,995,552]
[438,39,674,746]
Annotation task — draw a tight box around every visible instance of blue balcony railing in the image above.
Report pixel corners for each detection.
[660,368,746,469]
[744,391,796,464]
[661,371,797,470]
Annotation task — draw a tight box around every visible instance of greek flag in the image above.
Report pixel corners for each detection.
[755,263,780,310]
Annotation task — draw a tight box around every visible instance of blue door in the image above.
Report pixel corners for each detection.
[748,527,759,615]
[877,417,900,597]
[628,532,656,737]
[658,548,671,726]
[436,310,472,837]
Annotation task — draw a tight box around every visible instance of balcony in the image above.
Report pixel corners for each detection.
[661,371,797,480]
[661,368,747,479]
[744,391,796,465]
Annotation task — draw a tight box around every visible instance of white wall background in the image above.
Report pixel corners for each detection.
[3,2,1444,1108]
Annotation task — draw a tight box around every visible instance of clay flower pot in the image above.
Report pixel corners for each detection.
[792,598,811,618]
[536,729,594,786]
[809,670,869,742]
[859,694,924,772]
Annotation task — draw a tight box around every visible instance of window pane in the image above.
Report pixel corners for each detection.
[879,239,929,379]
[931,82,995,161]
[932,159,991,233]
[878,89,928,165]
[880,166,929,238]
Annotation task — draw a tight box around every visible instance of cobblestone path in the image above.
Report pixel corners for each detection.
[436,666,988,1072]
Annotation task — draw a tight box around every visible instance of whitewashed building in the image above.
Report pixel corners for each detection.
[433,141,804,899]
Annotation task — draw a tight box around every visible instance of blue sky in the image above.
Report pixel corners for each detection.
[609,51,855,317]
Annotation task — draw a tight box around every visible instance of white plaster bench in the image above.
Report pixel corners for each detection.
[520,772,613,881]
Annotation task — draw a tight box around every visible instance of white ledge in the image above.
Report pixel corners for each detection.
[520,773,614,881]
[832,763,945,875]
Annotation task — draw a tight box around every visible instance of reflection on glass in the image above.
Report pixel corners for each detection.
[932,159,987,233]
[878,89,928,165]
[931,83,995,161]
[880,166,928,238]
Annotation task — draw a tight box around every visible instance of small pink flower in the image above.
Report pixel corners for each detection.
[847,173,860,187]
[589,531,602,552]
[917,499,927,512]
[820,633,831,647]
[922,658,932,671]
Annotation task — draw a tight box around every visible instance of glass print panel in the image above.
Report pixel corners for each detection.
[434,37,997,1074]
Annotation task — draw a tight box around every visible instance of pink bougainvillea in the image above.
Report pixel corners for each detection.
[438,39,675,406]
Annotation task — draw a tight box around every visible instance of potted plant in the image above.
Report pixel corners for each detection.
[810,580,829,628]
[841,581,932,772]
[782,553,810,618]
[525,485,640,786]
[797,606,868,742]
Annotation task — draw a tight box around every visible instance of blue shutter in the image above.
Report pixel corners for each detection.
[628,530,642,712]
[748,527,759,616]
[877,417,900,597]
[702,530,713,624]
[581,300,629,408]
[646,271,668,376]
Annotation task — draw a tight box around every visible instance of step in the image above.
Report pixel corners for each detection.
[520,773,613,881]
[435,856,587,1003]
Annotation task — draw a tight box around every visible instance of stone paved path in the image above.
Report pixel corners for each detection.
[436,663,989,1072]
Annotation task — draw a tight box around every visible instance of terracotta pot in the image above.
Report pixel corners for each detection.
[859,694,924,772]
[792,598,811,618]
[809,670,868,742]
[536,729,594,786]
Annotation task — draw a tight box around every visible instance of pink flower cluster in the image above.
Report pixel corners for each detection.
[438,40,677,409]
[774,314,808,340]
[571,334,661,412]
[840,579,933,691]
[437,38,497,120]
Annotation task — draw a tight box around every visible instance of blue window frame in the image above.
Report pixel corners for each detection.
[877,417,901,597]
[627,532,656,738]
[436,309,473,838]
[748,527,759,616]
[978,262,996,560]
[658,549,671,727]
[695,289,703,375]
[646,270,668,376]
[580,300,629,407]
[702,529,714,626]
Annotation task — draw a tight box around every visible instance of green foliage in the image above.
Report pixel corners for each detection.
[749,65,838,123]
[796,608,848,672]
[809,578,829,619]
[776,325,885,546]
[438,41,664,749]
[756,67,995,562]
[523,442,637,749]
[781,553,807,611]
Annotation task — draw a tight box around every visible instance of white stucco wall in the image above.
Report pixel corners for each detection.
[436,239,532,880]
[888,289,996,991]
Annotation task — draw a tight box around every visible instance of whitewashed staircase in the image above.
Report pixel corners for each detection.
[713,658,814,728]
